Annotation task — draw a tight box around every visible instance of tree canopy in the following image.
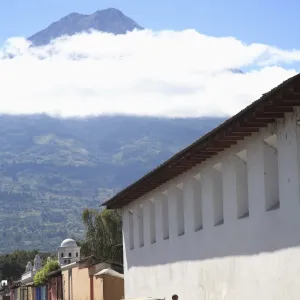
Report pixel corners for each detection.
[81,208,122,264]
[33,259,60,286]
[0,208,123,282]
[0,250,54,281]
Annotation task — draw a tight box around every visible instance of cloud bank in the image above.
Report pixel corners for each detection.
[0,29,299,118]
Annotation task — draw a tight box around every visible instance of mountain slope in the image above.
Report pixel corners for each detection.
[0,115,224,252]
[28,8,143,46]
[0,9,237,253]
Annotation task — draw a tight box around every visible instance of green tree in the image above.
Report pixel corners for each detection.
[81,208,122,264]
[33,259,60,286]
[0,250,54,281]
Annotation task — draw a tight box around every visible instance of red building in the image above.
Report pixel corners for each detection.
[47,269,63,300]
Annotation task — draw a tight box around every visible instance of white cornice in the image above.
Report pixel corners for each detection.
[60,262,78,271]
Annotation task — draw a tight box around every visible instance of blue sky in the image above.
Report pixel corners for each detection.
[0,0,299,48]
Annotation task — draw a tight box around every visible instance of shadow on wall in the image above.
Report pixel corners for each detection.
[125,207,300,268]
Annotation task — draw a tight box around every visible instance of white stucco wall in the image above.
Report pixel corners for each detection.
[58,245,80,266]
[121,111,300,300]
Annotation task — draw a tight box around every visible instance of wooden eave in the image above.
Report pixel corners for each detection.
[103,74,300,209]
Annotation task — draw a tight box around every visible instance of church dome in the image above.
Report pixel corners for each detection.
[60,238,77,248]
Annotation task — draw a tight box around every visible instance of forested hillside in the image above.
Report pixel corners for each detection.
[0,114,224,252]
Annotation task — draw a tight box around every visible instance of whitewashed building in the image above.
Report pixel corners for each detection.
[58,238,81,266]
[21,255,42,284]
[104,74,300,300]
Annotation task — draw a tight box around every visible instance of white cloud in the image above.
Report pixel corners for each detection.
[0,29,299,118]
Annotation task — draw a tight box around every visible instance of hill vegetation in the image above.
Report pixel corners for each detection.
[0,250,54,281]
[0,208,120,281]
[0,114,224,252]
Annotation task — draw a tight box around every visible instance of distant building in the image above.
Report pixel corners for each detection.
[47,269,63,300]
[21,255,42,285]
[10,254,45,300]
[57,239,81,266]
[61,256,124,300]
[104,74,300,300]
[10,238,124,300]
[0,279,9,300]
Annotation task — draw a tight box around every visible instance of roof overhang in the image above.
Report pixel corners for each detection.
[94,268,124,279]
[103,73,300,209]
[60,262,78,271]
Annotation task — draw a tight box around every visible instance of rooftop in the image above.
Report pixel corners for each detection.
[60,238,77,248]
[103,73,300,209]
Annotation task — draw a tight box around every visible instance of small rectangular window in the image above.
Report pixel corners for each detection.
[69,253,71,257]
[162,196,169,240]
[212,165,224,226]
[193,180,203,231]
[236,150,249,219]
[176,189,184,236]
[149,201,156,244]
[76,252,78,257]
[64,260,67,264]
[138,206,144,247]
[61,253,63,257]
[129,210,134,250]
[263,136,280,211]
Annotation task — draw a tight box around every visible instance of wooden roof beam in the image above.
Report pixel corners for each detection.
[264,106,294,113]
[204,147,227,151]
[216,136,239,142]
[238,123,264,129]
[231,128,259,134]
[243,117,271,126]
[254,111,283,119]
[280,90,300,99]
[224,135,248,140]
[223,132,249,138]
[198,150,219,155]
[207,141,235,149]
[275,101,298,107]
